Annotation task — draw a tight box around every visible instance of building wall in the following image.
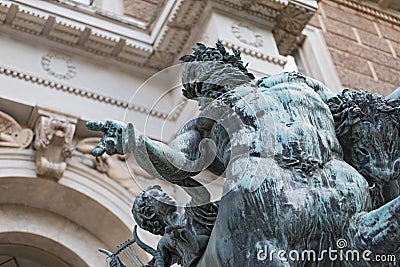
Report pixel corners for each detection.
[307,0,400,96]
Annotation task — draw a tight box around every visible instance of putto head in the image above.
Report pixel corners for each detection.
[131,185,177,236]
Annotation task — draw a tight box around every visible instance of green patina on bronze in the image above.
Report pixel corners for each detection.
[89,42,399,267]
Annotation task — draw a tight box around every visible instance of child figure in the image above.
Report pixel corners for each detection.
[132,178,218,267]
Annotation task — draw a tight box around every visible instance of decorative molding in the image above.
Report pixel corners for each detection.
[56,0,162,30]
[0,111,33,148]
[31,108,77,180]
[147,0,206,68]
[332,0,400,26]
[214,0,280,22]
[48,20,85,46]
[0,2,8,24]
[10,6,46,35]
[231,22,263,47]
[0,65,185,121]
[214,0,317,55]
[41,53,77,80]
[0,0,313,70]
[83,31,117,56]
[221,40,287,66]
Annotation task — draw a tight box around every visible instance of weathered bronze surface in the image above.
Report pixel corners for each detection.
[89,42,399,267]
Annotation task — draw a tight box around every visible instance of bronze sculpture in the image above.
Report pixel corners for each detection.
[89,41,399,266]
[131,178,218,267]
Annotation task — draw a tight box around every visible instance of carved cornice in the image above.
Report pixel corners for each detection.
[273,1,317,55]
[331,0,400,26]
[0,0,203,70]
[146,0,206,68]
[0,65,185,121]
[55,0,164,30]
[0,0,314,70]
[213,0,281,22]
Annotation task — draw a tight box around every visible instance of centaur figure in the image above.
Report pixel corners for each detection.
[88,42,399,266]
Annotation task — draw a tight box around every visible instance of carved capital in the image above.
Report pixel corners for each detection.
[0,111,33,148]
[30,108,77,180]
[273,0,317,55]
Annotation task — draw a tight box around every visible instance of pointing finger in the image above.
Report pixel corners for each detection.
[91,143,105,157]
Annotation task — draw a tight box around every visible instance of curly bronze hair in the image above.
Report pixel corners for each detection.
[180,41,255,100]
[327,89,400,206]
[132,185,177,236]
[328,89,399,136]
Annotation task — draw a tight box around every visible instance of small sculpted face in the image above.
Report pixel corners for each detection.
[132,185,177,235]
[146,186,176,210]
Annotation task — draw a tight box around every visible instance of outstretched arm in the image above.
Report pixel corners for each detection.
[86,120,215,183]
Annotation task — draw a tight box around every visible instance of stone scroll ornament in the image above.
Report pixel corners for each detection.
[88,41,399,266]
[0,111,33,148]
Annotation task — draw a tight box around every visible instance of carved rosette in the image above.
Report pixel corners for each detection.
[33,111,76,180]
[41,53,76,80]
[0,111,33,148]
[231,22,263,47]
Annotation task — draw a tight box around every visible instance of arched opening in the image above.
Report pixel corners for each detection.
[0,174,148,266]
[0,232,86,267]
[0,147,150,266]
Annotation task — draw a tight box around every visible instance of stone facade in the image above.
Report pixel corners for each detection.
[307,0,400,96]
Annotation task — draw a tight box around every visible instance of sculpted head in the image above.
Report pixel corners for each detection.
[328,89,400,185]
[132,185,177,236]
[180,41,254,106]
